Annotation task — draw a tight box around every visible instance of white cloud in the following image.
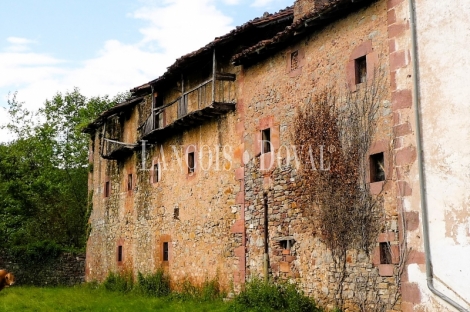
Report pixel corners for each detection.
[7,37,36,45]
[223,0,241,5]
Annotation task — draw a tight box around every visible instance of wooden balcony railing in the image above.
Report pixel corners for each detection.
[139,73,236,141]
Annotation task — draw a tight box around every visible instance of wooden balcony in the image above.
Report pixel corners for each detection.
[140,73,236,142]
[101,138,136,160]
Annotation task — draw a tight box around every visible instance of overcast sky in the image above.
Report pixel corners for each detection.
[0,0,292,141]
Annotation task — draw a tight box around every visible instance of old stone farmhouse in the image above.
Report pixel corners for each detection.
[84,0,470,311]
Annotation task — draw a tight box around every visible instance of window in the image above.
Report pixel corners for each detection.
[379,242,392,264]
[188,152,195,174]
[290,51,299,71]
[127,174,133,191]
[173,207,179,220]
[370,152,385,182]
[261,128,271,154]
[163,242,169,261]
[355,55,367,84]
[153,163,160,183]
[104,181,110,197]
[117,245,123,262]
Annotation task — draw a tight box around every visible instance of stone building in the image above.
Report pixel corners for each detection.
[84,0,470,311]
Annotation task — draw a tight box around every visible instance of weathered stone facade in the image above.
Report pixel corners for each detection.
[82,0,440,310]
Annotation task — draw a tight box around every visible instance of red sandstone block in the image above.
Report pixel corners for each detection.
[402,282,422,304]
[388,23,408,39]
[234,246,245,257]
[387,0,404,10]
[231,219,244,233]
[370,181,384,195]
[392,89,412,110]
[405,211,420,231]
[388,9,396,25]
[372,247,380,265]
[397,180,412,196]
[396,146,417,166]
[378,264,394,276]
[378,232,396,242]
[389,38,396,54]
[350,40,372,61]
[235,167,244,180]
[407,250,425,265]
[280,261,290,273]
[285,255,296,263]
[391,245,400,264]
[390,50,407,71]
[394,122,412,137]
[235,191,244,204]
[401,302,414,312]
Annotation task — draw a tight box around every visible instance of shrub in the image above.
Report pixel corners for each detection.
[136,269,170,297]
[230,278,322,312]
[103,271,134,293]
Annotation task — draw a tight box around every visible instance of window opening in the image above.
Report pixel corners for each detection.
[290,51,299,71]
[163,242,169,261]
[105,181,110,197]
[117,245,123,262]
[379,242,392,264]
[127,174,133,191]
[188,152,195,173]
[262,129,271,154]
[370,152,385,182]
[153,164,160,183]
[355,55,367,84]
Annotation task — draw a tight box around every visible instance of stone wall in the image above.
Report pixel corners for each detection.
[0,252,85,286]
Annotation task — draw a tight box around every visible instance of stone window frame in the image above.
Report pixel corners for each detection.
[125,169,135,196]
[185,144,198,178]
[346,40,379,91]
[286,47,305,78]
[159,234,172,267]
[372,232,399,277]
[151,159,162,185]
[103,177,111,198]
[116,238,125,266]
[255,116,280,171]
[367,140,391,195]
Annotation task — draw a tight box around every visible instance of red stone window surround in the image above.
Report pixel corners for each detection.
[255,116,280,171]
[159,234,171,266]
[103,178,111,198]
[367,140,391,195]
[372,232,399,277]
[346,40,379,91]
[286,48,305,78]
[116,238,125,265]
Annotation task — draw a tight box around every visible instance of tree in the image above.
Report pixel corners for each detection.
[0,88,126,255]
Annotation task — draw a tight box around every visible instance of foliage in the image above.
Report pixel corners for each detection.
[171,276,223,302]
[293,71,388,308]
[0,285,228,312]
[103,271,134,293]
[0,89,126,261]
[136,269,171,297]
[230,278,322,312]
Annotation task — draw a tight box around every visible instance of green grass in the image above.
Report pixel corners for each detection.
[0,286,228,312]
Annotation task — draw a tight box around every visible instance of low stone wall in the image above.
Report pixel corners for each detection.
[0,252,85,286]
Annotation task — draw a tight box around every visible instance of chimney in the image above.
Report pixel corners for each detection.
[293,0,330,22]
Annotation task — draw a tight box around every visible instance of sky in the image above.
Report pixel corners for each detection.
[0,0,293,141]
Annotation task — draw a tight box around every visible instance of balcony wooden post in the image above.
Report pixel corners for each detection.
[151,84,155,131]
[212,48,216,104]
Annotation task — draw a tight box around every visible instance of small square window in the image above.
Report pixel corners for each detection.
[290,51,299,71]
[188,152,195,174]
[163,242,169,261]
[153,164,160,183]
[370,152,385,182]
[117,245,123,262]
[355,55,367,84]
[379,242,392,264]
[127,174,133,191]
[262,128,271,154]
[104,181,110,197]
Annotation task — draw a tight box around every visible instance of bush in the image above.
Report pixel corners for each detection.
[136,269,170,297]
[103,271,134,293]
[230,278,322,312]
[171,276,224,302]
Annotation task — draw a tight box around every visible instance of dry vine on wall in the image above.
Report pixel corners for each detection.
[293,70,393,310]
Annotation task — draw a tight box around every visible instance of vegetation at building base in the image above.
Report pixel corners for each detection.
[0,89,127,283]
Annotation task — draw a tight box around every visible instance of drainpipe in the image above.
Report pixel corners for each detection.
[263,193,269,281]
[408,1,468,311]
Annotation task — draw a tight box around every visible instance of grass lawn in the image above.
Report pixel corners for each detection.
[0,286,229,312]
